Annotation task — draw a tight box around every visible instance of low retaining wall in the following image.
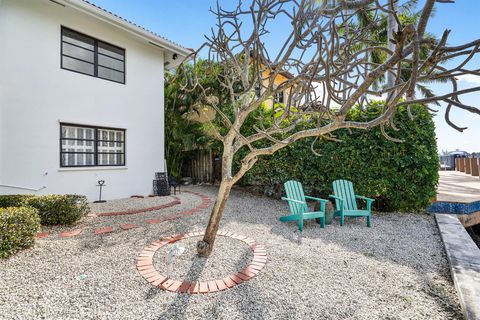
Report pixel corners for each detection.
[428,201,480,227]
[436,214,480,320]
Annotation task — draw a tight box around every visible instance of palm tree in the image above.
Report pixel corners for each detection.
[351,1,446,100]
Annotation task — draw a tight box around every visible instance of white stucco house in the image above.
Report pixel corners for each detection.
[0,0,190,200]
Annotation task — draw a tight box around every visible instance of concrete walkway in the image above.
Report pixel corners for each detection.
[437,171,480,203]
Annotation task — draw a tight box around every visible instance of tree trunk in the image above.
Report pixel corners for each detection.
[196,179,232,257]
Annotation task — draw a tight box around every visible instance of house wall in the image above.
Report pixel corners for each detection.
[261,71,292,109]
[0,0,166,200]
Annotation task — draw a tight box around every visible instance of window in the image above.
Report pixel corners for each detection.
[254,83,261,99]
[275,90,284,104]
[61,27,125,84]
[60,124,125,167]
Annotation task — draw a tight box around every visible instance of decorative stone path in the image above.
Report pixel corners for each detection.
[59,229,82,238]
[137,232,267,294]
[35,191,211,239]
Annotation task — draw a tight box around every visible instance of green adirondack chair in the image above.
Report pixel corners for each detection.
[329,179,374,227]
[280,180,328,231]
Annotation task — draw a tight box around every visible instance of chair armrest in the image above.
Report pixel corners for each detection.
[355,195,375,203]
[304,195,329,204]
[328,195,343,201]
[281,197,306,205]
[329,195,344,210]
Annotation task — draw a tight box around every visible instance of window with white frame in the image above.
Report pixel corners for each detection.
[60,124,125,167]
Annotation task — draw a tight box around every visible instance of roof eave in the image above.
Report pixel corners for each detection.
[60,0,192,60]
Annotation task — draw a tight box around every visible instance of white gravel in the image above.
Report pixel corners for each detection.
[0,186,461,320]
[153,236,253,282]
[89,196,178,214]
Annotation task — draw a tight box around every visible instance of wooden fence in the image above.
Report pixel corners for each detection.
[182,149,221,184]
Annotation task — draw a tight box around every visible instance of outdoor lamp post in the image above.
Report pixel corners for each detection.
[94,180,107,203]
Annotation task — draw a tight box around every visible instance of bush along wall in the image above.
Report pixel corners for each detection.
[0,207,41,259]
[0,195,35,208]
[241,103,439,212]
[24,195,90,225]
[0,194,90,225]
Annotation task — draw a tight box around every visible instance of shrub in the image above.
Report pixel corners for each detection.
[240,103,439,212]
[24,194,90,225]
[0,195,35,208]
[0,206,41,259]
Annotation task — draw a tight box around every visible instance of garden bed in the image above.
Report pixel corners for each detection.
[89,195,180,216]
[0,186,461,319]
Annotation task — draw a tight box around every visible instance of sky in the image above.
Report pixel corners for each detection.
[89,0,480,153]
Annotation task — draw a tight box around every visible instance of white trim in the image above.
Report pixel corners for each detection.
[58,119,128,129]
[0,184,47,191]
[58,166,128,172]
[59,0,191,57]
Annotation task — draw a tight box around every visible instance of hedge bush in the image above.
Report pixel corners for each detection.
[0,207,41,259]
[0,195,35,208]
[241,103,439,212]
[23,194,90,225]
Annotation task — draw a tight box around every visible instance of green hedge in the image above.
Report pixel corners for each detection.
[0,194,90,225]
[0,195,35,208]
[24,195,90,225]
[0,207,41,259]
[241,103,439,212]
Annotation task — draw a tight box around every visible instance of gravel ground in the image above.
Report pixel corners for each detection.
[0,186,461,320]
[38,192,202,235]
[89,195,178,214]
[153,236,253,282]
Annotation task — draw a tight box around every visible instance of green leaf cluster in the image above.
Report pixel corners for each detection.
[0,195,35,208]
[0,206,41,259]
[0,194,90,225]
[164,61,224,177]
[241,102,439,212]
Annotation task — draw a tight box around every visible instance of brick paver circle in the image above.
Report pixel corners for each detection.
[136,232,267,294]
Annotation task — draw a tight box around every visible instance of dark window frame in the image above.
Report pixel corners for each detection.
[275,90,284,104]
[60,26,126,84]
[254,83,261,99]
[60,123,126,168]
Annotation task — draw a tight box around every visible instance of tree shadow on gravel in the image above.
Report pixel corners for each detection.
[154,238,300,320]
[230,250,268,319]
[228,249,301,320]
[268,214,463,318]
[211,187,463,318]
[156,257,206,320]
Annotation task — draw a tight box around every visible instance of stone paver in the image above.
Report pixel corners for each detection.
[35,232,49,239]
[33,191,212,239]
[94,227,113,235]
[96,198,181,217]
[119,223,139,230]
[59,229,82,238]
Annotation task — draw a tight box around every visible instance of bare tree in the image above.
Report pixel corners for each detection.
[181,0,480,256]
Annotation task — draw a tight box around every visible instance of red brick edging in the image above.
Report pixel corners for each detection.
[36,191,211,239]
[137,231,267,294]
[95,197,181,217]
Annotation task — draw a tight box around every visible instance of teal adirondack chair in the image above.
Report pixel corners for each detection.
[280,180,328,231]
[329,179,374,227]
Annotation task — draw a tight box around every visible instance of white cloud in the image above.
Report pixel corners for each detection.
[457,74,480,86]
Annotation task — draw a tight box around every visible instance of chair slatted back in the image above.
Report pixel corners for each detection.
[332,179,357,210]
[284,180,308,215]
